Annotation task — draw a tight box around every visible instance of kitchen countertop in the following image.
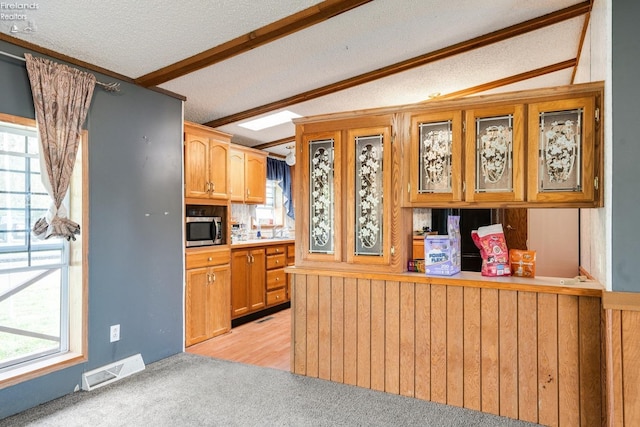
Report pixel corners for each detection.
[230,238,294,249]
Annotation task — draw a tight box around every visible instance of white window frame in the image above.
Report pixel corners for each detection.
[0,113,87,389]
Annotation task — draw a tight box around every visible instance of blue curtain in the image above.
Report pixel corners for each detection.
[266,157,294,219]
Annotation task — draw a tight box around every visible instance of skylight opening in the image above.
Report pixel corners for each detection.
[238,110,302,131]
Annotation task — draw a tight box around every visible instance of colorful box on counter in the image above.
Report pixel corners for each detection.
[424,216,461,276]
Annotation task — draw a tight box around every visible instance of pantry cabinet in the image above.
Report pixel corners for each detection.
[230,247,266,318]
[229,145,267,204]
[185,248,231,346]
[184,122,230,201]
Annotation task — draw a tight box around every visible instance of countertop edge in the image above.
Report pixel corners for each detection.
[284,266,604,297]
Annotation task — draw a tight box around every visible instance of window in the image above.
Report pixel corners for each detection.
[0,114,86,385]
[255,180,285,228]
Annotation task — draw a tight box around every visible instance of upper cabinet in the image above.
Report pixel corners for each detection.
[404,84,602,208]
[296,116,407,272]
[229,145,267,204]
[184,122,230,201]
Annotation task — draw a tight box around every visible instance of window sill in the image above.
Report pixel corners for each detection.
[0,352,86,389]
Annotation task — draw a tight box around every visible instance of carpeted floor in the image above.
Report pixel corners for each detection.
[0,353,542,426]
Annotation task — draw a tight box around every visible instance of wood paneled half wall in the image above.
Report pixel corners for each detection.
[289,269,603,426]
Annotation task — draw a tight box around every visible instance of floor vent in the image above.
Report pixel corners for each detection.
[81,354,145,391]
[255,316,274,324]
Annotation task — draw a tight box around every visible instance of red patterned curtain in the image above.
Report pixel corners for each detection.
[24,53,95,241]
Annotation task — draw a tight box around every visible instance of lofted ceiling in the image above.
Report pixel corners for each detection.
[0,0,594,157]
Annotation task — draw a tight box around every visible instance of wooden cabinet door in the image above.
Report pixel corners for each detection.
[229,149,245,202]
[244,152,266,204]
[248,248,266,311]
[208,138,230,199]
[209,264,231,337]
[184,133,210,199]
[230,249,250,318]
[409,110,463,203]
[527,96,596,204]
[464,105,525,203]
[185,267,209,346]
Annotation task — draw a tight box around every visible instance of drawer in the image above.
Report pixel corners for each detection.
[266,253,286,270]
[266,268,286,290]
[266,245,286,255]
[266,288,287,305]
[186,249,231,269]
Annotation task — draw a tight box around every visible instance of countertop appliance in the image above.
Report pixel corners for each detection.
[186,205,223,247]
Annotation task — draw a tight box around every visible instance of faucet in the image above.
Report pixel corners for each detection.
[272,226,284,239]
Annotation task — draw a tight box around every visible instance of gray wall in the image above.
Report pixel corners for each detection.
[0,40,184,418]
[612,2,639,292]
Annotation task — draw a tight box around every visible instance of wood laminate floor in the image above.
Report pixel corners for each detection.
[186,308,291,371]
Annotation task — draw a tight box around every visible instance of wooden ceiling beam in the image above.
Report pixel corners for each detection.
[435,59,578,100]
[204,1,592,128]
[134,0,374,87]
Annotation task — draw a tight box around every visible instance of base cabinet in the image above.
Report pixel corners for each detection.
[185,250,231,347]
[266,245,287,306]
[231,248,266,318]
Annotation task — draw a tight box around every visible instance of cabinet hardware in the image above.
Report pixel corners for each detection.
[595,107,600,123]
[205,182,210,192]
[594,176,599,190]
[211,182,215,192]
[211,273,216,282]
[391,246,395,255]
[275,260,279,264]
[251,255,255,263]
[246,254,250,263]
[208,257,212,261]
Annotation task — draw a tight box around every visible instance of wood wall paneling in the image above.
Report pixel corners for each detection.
[430,285,447,404]
[622,311,640,425]
[306,275,319,378]
[356,279,371,389]
[463,287,481,411]
[318,275,332,380]
[399,282,415,397]
[330,276,344,383]
[370,279,386,391]
[578,297,602,426]
[518,292,538,423]
[289,273,604,426]
[415,283,431,401]
[446,286,464,407]
[499,290,519,419]
[537,293,559,427]
[480,288,500,415]
[343,277,358,386]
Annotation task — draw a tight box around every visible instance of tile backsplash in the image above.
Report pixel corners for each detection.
[413,208,432,233]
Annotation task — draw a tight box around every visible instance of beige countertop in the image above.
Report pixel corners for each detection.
[230,238,294,249]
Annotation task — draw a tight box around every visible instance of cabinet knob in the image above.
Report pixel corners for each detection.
[275,260,279,264]
[276,295,280,300]
[276,277,280,281]
[208,257,213,261]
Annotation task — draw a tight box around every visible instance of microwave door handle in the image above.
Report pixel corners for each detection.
[211,220,218,243]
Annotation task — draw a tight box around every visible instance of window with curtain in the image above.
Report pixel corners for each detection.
[0,115,85,379]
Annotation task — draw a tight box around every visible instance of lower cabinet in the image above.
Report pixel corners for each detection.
[185,249,231,347]
[231,248,266,318]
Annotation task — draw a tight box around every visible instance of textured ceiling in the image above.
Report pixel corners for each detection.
[0,0,591,156]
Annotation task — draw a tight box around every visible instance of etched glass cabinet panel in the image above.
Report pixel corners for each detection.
[527,97,596,203]
[309,138,335,254]
[409,111,463,203]
[347,126,391,265]
[464,105,524,202]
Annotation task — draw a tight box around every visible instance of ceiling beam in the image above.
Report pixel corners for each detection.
[253,136,296,151]
[435,59,578,100]
[135,0,374,87]
[204,1,592,128]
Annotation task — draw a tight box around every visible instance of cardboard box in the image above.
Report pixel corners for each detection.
[424,216,461,276]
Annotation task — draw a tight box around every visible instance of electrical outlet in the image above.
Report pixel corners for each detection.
[110,324,120,342]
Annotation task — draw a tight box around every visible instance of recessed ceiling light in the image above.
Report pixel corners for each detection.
[238,110,302,131]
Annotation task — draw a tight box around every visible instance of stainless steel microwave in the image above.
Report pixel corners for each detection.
[185,215,223,247]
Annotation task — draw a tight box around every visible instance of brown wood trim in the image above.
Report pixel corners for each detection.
[578,266,596,281]
[253,136,296,151]
[135,0,374,87]
[571,11,591,84]
[602,291,640,312]
[436,59,577,100]
[286,268,604,297]
[204,1,592,128]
